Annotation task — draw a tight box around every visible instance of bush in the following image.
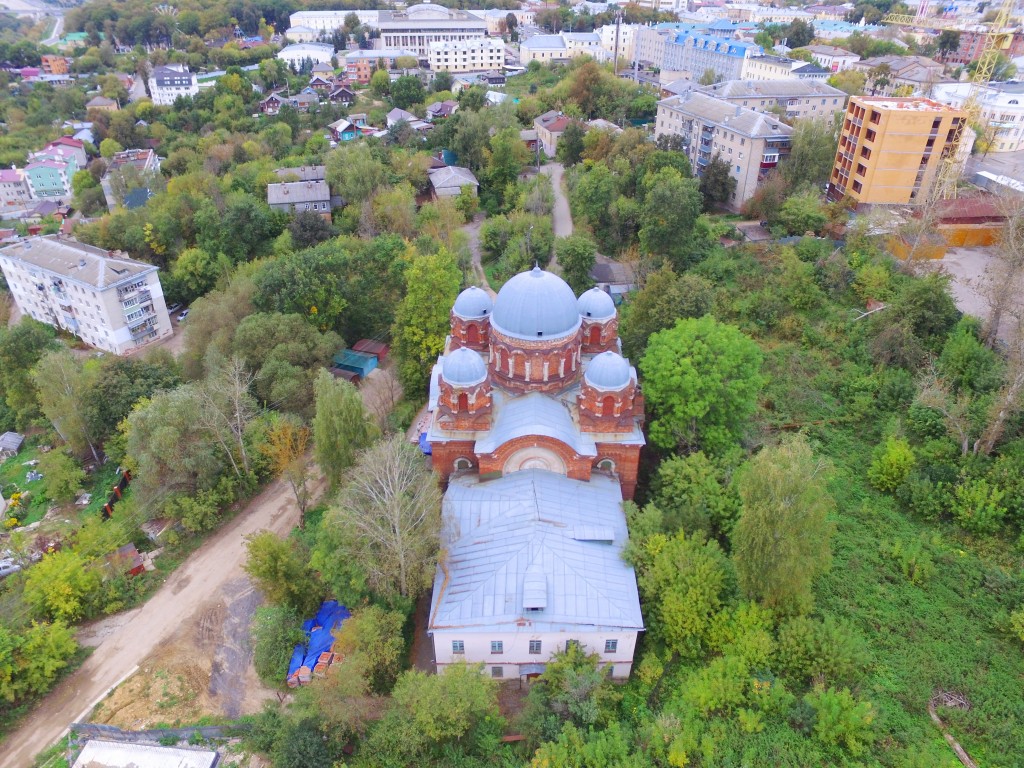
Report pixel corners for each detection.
[895,472,949,522]
[252,605,306,686]
[883,536,936,586]
[952,478,1007,535]
[867,437,915,492]
[776,616,866,688]
[805,686,875,755]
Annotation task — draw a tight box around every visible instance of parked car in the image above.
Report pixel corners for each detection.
[167,303,182,314]
[178,309,190,322]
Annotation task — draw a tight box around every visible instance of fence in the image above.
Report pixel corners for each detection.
[70,721,250,744]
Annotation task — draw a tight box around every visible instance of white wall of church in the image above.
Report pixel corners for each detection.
[431,629,639,679]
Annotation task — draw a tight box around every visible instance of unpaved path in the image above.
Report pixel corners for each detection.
[461,213,496,297]
[1,472,324,768]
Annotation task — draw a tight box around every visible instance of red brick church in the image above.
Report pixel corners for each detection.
[426,267,646,680]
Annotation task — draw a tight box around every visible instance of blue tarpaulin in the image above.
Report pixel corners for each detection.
[286,600,351,681]
[419,432,432,455]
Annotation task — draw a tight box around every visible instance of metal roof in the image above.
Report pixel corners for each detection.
[0,432,23,451]
[267,180,330,205]
[0,236,156,289]
[72,740,218,768]
[428,165,478,191]
[429,470,644,632]
[475,391,596,456]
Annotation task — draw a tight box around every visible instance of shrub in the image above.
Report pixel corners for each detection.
[895,473,949,522]
[952,478,1007,535]
[776,616,866,688]
[883,536,936,586]
[867,437,915,492]
[804,686,875,756]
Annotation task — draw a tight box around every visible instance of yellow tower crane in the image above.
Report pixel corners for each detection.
[882,0,1016,200]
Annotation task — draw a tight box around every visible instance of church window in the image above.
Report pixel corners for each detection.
[457,392,469,412]
[597,458,615,472]
[602,396,616,417]
[454,457,472,471]
[588,325,601,346]
[466,323,480,344]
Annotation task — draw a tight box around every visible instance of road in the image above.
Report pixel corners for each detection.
[1,473,320,768]
[41,13,62,47]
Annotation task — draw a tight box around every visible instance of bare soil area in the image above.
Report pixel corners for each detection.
[926,246,1024,343]
[1,469,326,768]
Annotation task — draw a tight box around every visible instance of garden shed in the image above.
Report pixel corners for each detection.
[332,349,378,379]
[0,432,24,461]
[352,339,390,361]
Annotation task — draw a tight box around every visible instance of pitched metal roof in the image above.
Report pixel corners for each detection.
[429,470,644,632]
[267,180,330,205]
[658,92,794,139]
[0,236,156,288]
[428,165,478,190]
[475,391,597,456]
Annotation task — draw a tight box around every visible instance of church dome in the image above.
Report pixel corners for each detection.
[585,351,631,390]
[407,2,449,19]
[577,287,616,320]
[491,266,581,340]
[442,347,487,386]
[453,285,493,319]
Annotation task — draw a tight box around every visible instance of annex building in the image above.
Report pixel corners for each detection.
[426,269,645,681]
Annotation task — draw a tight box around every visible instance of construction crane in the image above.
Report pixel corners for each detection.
[883,0,1016,200]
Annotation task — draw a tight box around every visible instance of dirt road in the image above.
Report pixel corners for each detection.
[1,473,321,768]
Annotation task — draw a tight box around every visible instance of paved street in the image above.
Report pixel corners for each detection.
[967,149,1024,184]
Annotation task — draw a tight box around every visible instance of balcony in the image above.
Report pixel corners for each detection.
[129,319,156,338]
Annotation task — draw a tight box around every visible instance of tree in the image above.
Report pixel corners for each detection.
[312,370,378,489]
[867,63,892,94]
[261,415,313,520]
[639,167,703,270]
[0,621,77,703]
[326,142,389,203]
[288,210,335,250]
[32,349,100,461]
[0,319,58,427]
[23,549,101,622]
[640,316,764,456]
[781,119,839,192]
[828,69,866,96]
[171,247,228,302]
[699,153,737,211]
[556,122,586,167]
[243,532,324,617]
[432,70,453,93]
[731,434,835,616]
[370,68,391,97]
[321,437,441,602]
[252,604,306,686]
[331,605,405,694]
[99,137,123,158]
[486,125,529,207]
[619,266,714,359]
[391,248,462,394]
[651,451,740,539]
[698,68,719,85]
[195,357,258,478]
[38,449,86,503]
[980,194,1024,347]
[786,19,815,48]
[777,190,827,235]
[390,75,425,110]
[937,30,960,56]
[554,234,597,294]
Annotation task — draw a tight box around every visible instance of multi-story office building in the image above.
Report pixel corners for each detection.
[147,64,198,106]
[698,79,848,122]
[429,38,505,72]
[827,96,968,205]
[655,92,793,210]
[287,9,381,33]
[0,236,172,354]
[378,3,487,57]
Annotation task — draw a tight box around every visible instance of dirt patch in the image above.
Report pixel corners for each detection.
[90,576,276,728]
[496,681,529,723]
[409,591,435,674]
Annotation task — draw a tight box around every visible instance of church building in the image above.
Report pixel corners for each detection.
[426,267,645,681]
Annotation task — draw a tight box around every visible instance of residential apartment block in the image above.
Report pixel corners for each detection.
[698,79,848,122]
[24,159,76,199]
[344,49,419,83]
[0,236,172,354]
[662,34,762,82]
[147,64,199,106]
[378,3,487,57]
[827,96,967,205]
[656,92,793,210]
[933,82,1024,154]
[267,180,334,220]
[0,169,33,210]
[429,38,504,72]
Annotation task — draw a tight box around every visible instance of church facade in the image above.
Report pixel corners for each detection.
[426,268,645,680]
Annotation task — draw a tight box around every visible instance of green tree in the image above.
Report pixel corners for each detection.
[828,69,866,96]
[634,529,731,658]
[867,436,916,492]
[699,153,737,211]
[640,316,764,455]
[0,319,58,427]
[937,30,960,56]
[32,349,100,460]
[619,266,714,359]
[370,68,391,97]
[639,167,703,270]
[554,234,597,294]
[805,686,876,755]
[288,209,335,250]
[778,190,827,235]
[171,247,228,302]
[320,437,441,602]
[326,142,389,203]
[0,621,77,702]
[38,449,86,503]
[331,605,405,694]
[432,70,453,92]
[651,451,740,539]
[781,119,839,192]
[556,122,586,166]
[390,75,425,109]
[312,370,378,489]
[392,248,462,394]
[243,532,324,617]
[23,549,102,622]
[786,18,815,48]
[252,604,306,686]
[698,68,719,85]
[99,137,123,158]
[486,125,528,207]
[731,434,835,616]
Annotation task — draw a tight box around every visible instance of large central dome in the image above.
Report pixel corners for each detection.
[491,266,581,340]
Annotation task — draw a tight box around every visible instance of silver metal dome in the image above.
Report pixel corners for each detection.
[452,285,493,319]
[584,350,632,391]
[491,266,581,340]
[442,347,488,386]
[577,287,616,320]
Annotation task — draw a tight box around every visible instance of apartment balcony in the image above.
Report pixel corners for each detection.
[129,319,156,338]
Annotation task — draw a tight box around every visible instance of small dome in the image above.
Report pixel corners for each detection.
[492,266,581,340]
[407,1,449,18]
[577,287,616,320]
[453,285,493,319]
[585,351,631,391]
[442,347,487,386]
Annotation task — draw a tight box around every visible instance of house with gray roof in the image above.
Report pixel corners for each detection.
[267,180,333,219]
[697,78,848,122]
[655,91,793,210]
[428,165,478,198]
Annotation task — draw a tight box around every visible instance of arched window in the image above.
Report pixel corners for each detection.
[601,396,616,417]
[466,324,480,345]
[457,392,469,412]
[496,347,508,372]
[597,458,616,472]
[588,325,602,346]
[454,457,473,471]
